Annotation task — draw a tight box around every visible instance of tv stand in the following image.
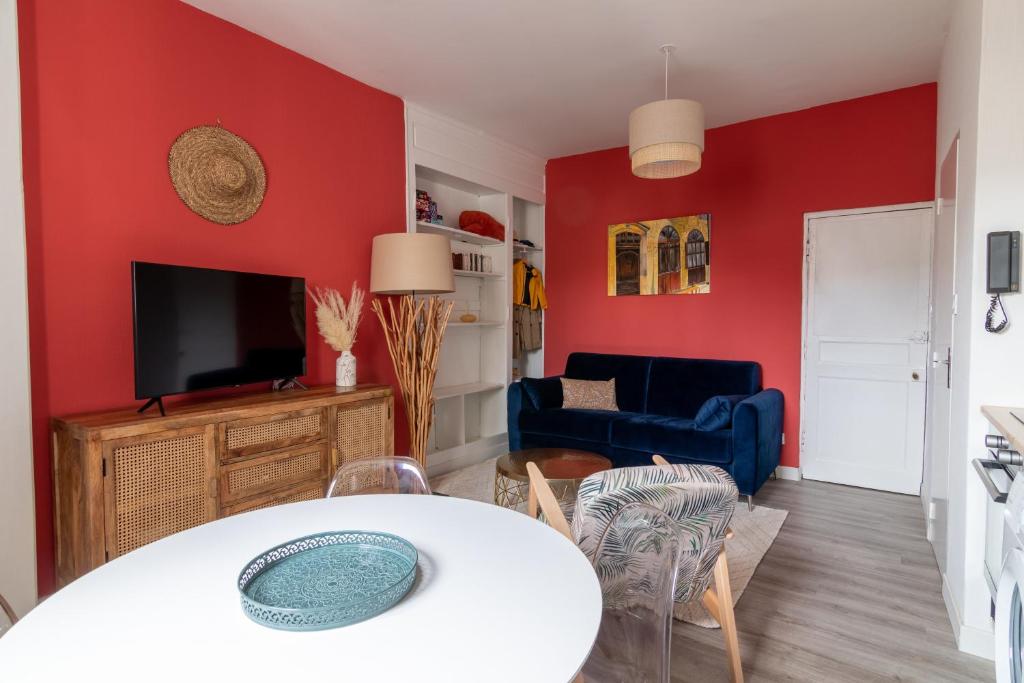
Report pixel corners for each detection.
[273,377,308,391]
[137,396,166,416]
[52,384,394,587]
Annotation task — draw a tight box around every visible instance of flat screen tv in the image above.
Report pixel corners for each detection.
[132,262,306,403]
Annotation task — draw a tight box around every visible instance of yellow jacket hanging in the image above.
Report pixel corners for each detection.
[513,259,548,310]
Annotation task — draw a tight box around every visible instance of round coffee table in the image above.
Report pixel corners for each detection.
[494,448,613,512]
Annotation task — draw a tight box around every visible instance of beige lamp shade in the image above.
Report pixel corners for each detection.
[370,232,455,294]
[629,98,705,179]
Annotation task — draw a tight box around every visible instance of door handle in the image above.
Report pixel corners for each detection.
[911,371,920,381]
[973,458,1011,503]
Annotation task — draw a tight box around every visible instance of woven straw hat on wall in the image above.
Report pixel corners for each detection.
[168,125,266,225]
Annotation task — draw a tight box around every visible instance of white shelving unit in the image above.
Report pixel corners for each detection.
[453,269,503,279]
[417,221,503,247]
[406,105,545,475]
[433,382,505,400]
[513,243,543,254]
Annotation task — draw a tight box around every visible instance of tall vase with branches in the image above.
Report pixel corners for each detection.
[371,296,453,466]
[309,283,365,388]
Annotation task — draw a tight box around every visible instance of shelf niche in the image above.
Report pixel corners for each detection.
[512,196,545,382]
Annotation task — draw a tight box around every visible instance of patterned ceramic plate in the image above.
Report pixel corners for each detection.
[237,531,418,631]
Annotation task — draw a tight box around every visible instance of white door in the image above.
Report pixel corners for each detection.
[802,206,933,494]
[925,139,959,570]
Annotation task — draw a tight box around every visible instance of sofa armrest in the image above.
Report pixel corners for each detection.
[519,376,563,411]
[507,382,527,451]
[508,376,563,451]
[731,389,784,496]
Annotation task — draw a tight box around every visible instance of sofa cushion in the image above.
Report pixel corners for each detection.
[520,376,563,411]
[611,414,733,465]
[520,408,633,443]
[694,394,748,431]
[646,358,762,418]
[561,378,618,411]
[564,353,653,413]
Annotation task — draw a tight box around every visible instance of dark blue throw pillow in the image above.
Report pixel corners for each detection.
[694,395,748,431]
[520,376,563,411]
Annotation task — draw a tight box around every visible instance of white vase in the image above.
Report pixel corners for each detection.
[336,350,357,387]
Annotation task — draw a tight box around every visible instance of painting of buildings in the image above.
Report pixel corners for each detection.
[607,214,710,296]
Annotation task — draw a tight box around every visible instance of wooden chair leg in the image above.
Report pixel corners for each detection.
[526,461,573,541]
[528,477,539,519]
[711,550,743,683]
[654,454,743,681]
[701,584,721,623]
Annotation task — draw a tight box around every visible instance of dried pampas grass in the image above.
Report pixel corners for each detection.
[309,282,365,353]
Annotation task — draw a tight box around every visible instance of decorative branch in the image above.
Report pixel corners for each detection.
[372,294,453,466]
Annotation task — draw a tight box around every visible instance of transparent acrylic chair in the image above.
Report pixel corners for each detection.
[581,502,684,683]
[0,592,18,638]
[325,456,432,497]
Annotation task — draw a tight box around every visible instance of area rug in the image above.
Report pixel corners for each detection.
[431,457,788,628]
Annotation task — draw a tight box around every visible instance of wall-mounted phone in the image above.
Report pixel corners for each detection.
[985,230,1020,333]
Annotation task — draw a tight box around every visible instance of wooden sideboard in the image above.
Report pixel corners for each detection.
[51,384,394,587]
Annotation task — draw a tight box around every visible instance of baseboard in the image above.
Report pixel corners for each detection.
[942,572,995,661]
[959,622,995,661]
[774,466,802,481]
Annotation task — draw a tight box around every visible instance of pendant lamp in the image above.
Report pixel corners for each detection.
[629,45,705,179]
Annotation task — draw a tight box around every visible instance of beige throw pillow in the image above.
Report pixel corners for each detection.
[560,377,619,411]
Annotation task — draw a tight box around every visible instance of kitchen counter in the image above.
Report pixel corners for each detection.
[982,404,1024,452]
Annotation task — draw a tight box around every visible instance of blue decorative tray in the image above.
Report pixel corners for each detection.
[237,531,418,631]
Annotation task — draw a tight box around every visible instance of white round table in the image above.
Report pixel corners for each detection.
[0,495,601,682]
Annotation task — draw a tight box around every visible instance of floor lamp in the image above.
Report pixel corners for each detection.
[370,233,455,468]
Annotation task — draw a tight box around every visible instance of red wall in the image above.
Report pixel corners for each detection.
[545,84,937,470]
[18,0,407,594]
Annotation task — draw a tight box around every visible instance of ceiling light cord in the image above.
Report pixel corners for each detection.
[661,44,675,100]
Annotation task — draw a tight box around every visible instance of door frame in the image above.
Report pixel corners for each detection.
[923,136,959,568]
[798,202,936,483]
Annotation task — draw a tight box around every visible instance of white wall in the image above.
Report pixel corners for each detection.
[0,0,37,618]
[933,0,1024,658]
[934,0,982,655]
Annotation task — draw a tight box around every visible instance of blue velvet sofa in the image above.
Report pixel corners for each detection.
[507,352,784,498]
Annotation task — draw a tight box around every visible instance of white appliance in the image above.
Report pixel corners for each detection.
[997,462,1024,682]
[977,433,1023,596]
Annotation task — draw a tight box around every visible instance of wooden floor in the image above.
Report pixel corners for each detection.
[671,478,995,682]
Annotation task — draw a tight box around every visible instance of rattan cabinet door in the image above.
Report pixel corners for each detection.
[333,398,394,470]
[102,425,218,560]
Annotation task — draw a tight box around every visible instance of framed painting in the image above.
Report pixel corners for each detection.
[607,214,710,296]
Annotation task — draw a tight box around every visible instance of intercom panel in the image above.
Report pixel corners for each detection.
[987,230,1020,294]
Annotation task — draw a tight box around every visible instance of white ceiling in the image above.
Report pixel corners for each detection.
[184,0,954,160]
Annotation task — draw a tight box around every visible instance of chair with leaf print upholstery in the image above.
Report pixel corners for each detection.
[529,460,743,683]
